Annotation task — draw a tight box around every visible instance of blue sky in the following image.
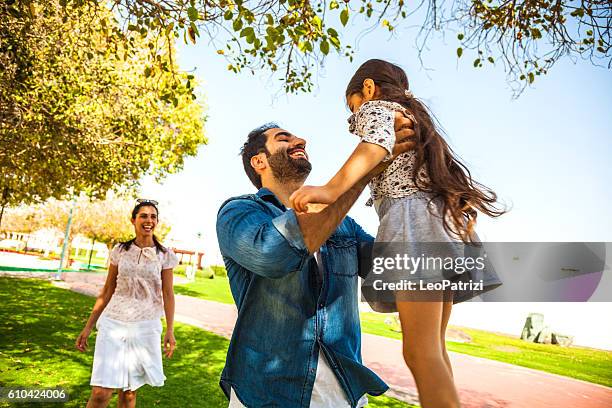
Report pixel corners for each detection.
[142,20,612,262]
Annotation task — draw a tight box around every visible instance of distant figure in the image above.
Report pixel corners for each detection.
[186,265,196,282]
[76,199,178,408]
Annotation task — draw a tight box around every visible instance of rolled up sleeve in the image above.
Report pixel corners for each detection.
[216,199,310,279]
[349,218,375,279]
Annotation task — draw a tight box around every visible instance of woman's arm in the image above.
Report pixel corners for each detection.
[161,268,176,358]
[75,264,118,352]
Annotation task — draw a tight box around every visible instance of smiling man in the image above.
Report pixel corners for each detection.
[216,119,415,408]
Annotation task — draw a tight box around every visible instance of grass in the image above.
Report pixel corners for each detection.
[361,311,612,387]
[171,276,612,387]
[0,278,411,407]
[173,276,235,304]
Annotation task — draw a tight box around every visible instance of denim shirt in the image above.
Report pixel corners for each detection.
[216,188,388,408]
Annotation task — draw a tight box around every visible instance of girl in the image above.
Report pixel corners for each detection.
[290,59,505,407]
[76,199,178,408]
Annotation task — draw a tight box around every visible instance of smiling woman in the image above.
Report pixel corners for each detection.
[75,200,178,408]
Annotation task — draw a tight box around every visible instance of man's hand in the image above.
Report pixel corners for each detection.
[371,111,418,177]
[393,110,418,155]
[290,185,338,213]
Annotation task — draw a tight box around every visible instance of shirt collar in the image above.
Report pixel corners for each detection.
[256,187,286,210]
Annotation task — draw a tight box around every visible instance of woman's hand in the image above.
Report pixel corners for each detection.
[75,327,91,352]
[290,185,339,213]
[163,330,176,358]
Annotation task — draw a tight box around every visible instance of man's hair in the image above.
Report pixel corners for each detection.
[241,122,279,189]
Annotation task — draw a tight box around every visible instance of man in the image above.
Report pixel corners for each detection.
[216,117,415,408]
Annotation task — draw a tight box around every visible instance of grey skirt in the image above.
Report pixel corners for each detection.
[363,193,502,312]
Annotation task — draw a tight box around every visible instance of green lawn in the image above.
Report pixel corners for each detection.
[0,278,410,407]
[174,276,235,304]
[362,311,612,387]
[172,276,612,387]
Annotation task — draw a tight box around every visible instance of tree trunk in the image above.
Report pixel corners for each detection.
[87,238,96,270]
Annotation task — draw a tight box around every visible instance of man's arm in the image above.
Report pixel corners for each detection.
[216,199,310,278]
[296,112,417,254]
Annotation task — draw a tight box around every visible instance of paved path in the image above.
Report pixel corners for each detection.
[11,271,612,408]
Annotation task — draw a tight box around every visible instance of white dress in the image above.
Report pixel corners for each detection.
[90,243,178,391]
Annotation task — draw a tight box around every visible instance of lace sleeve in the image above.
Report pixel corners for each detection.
[109,244,122,266]
[162,249,179,270]
[353,101,395,162]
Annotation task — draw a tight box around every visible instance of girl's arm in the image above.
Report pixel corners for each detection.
[75,264,118,352]
[290,142,388,213]
[290,103,400,212]
[161,267,176,358]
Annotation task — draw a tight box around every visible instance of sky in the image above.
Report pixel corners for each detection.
[139,15,612,348]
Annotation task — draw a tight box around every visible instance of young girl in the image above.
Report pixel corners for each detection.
[290,59,505,408]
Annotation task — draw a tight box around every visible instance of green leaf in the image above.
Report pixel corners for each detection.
[240,27,255,38]
[330,1,339,10]
[224,10,233,21]
[457,47,463,58]
[320,40,330,55]
[165,22,174,35]
[340,9,349,26]
[528,72,535,83]
[473,58,480,67]
[190,22,199,37]
[487,56,494,63]
[233,18,243,32]
[187,6,199,22]
[330,36,340,49]
[327,28,338,38]
[457,33,464,40]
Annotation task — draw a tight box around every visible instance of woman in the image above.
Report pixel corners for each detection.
[76,199,178,408]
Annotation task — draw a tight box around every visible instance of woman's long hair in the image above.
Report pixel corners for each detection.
[346,59,506,243]
[120,202,166,253]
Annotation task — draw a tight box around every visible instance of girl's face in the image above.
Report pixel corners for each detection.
[347,93,367,113]
[346,78,377,113]
[131,205,158,237]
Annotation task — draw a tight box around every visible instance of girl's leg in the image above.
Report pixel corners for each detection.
[117,390,137,408]
[86,387,113,408]
[440,290,454,379]
[396,291,460,408]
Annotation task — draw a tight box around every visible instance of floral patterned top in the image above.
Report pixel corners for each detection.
[102,243,178,322]
[348,100,429,205]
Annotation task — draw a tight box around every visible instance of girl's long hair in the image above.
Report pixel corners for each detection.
[120,203,166,253]
[346,59,506,243]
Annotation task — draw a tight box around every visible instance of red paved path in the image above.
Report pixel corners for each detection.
[49,273,612,407]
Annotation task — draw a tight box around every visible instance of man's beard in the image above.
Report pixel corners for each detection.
[267,147,312,185]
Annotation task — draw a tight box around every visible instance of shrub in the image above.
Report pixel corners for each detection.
[210,265,227,277]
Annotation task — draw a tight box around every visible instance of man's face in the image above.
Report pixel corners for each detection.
[259,128,312,184]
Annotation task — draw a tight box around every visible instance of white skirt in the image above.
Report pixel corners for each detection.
[90,316,166,391]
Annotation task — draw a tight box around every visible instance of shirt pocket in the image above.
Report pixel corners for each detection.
[326,236,359,276]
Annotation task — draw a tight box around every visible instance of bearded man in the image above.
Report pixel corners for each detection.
[216,119,415,408]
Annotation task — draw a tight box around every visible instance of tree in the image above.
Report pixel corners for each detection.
[48,0,610,95]
[0,0,207,207]
[1,195,172,265]
[76,195,171,251]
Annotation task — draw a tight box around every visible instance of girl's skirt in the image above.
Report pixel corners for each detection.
[90,315,166,391]
[364,193,502,312]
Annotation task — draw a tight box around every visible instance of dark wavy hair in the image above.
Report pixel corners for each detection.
[240,122,279,189]
[346,59,506,243]
[120,202,166,253]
